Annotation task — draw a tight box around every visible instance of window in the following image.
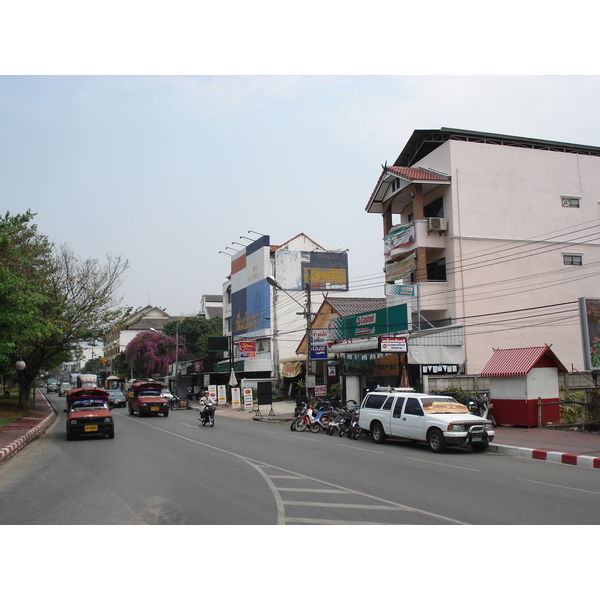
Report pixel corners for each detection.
[563,254,583,266]
[382,396,394,410]
[392,397,406,418]
[364,394,388,409]
[424,197,444,219]
[404,397,424,416]
[561,196,580,208]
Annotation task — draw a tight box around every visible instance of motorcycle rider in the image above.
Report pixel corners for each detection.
[199,391,214,423]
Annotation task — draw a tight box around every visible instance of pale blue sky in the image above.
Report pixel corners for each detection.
[3,74,600,315]
[2,2,599,316]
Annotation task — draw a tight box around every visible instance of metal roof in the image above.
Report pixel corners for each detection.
[480,346,568,378]
[394,127,600,167]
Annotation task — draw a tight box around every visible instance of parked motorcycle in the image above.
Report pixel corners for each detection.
[291,405,320,433]
[468,394,496,426]
[198,400,215,426]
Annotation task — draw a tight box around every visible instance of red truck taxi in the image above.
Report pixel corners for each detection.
[127,381,169,417]
[64,387,115,440]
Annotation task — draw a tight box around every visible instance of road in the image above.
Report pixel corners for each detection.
[1,394,600,525]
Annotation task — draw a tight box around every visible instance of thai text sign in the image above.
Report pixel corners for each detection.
[379,337,408,353]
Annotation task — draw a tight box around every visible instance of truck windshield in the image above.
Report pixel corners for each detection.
[70,399,109,410]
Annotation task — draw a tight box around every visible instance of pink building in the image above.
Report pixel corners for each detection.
[366,128,600,376]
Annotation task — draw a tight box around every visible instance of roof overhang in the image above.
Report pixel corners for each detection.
[366,166,451,214]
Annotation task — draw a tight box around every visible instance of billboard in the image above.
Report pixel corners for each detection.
[330,304,409,341]
[579,298,600,369]
[275,250,348,291]
[231,235,271,337]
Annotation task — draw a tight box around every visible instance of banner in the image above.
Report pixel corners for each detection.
[384,223,414,255]
[385,253,416,283]
[282,361,302,378]
[208,384,217,404]
[239,341,256,358]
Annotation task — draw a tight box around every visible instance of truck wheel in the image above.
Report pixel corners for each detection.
[128,403,134,415]
[371,421,387,444]
[471,441,489,452]
[427,428,447,453]
[67,430,75,441]
[108,432,115,439]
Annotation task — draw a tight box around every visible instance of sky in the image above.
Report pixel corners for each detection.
[2,2,599,319]
[3,74,600,318]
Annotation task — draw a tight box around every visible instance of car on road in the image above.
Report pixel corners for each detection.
[64,387,115,440]
[358,386,495,453]
[58,382,73,396]
[108,389,126,408]
[161,388,174,402]
[46,381,58,393]
[127,381,169,417]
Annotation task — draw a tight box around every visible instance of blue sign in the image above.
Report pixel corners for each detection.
[310,345,329,359]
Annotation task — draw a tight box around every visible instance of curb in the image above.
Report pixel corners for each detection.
[0,410,58,464]
[489,443,600,469]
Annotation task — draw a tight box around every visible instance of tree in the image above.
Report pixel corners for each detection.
[124,330,186,378]
[163,316,223,358]
[0,211,132,408]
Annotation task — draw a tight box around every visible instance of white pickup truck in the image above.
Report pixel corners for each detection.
[358,387,495,453]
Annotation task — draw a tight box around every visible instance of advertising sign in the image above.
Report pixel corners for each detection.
[385,253,416,283]
[217,385,227,405]
[310,345,329,359]
[579,297,600,369]
[379,337,408,353]
[330,304,409,340]
[231,387,241,409]
[239,341,257,358]
[384,223,414,255]
[314,385,327,397]
[208,384,217,404]
[243,388,254,410]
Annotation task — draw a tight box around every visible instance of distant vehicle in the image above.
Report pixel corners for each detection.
[161,388,174,401]
[46,381,58,393]
[105,375,122,390]
[64,387,114,440]
[108,389,126,408]
[77,374,98,388]
[58,382,73,396]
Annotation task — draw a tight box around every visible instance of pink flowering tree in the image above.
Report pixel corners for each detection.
[125,330,186,378]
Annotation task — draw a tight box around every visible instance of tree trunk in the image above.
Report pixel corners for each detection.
[16,369,35,410]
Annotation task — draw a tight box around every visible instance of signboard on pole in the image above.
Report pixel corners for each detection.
[208,384,217,404]
[231,387,241,409]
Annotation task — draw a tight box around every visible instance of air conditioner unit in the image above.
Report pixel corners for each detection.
[428,217,447,231]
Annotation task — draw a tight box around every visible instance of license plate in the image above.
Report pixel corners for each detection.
[85,424,98,432]
[151,406,160,412]
[472,434,482,442]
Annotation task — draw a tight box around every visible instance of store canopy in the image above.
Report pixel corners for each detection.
[329,338,380,353]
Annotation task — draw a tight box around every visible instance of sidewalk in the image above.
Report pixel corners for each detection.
[2,394,600,470]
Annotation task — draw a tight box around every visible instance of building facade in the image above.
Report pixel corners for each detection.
[222,232,350,391]
[367,128,600,375]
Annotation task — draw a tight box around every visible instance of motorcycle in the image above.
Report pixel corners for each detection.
[198,400,216,427]
[467,394,496,426]
[291,405,320,433]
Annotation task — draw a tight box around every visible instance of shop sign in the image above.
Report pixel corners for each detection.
[379,337,407,353]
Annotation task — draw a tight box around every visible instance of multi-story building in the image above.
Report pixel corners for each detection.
[366,127,600,376]
[222,232,350,392]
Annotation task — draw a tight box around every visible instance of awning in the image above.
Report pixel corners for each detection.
[329,338,380,353]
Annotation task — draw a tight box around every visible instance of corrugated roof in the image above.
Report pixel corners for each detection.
[480,346,568,377]
[324,297,386,317]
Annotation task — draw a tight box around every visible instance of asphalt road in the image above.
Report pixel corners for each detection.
[1,394,599,525]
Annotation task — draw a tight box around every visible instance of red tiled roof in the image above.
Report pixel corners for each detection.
[385,166,450,182]
[480,346,568,377]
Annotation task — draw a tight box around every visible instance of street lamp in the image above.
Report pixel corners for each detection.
[15,359,26,371]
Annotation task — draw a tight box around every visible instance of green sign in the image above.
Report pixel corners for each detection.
[330,304,409,340]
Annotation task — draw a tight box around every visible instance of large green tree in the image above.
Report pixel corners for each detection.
[163,316,224,358]
[0,211,132,408]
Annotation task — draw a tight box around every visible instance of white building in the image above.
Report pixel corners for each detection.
[366,127,600,375]
[222,233,350,390]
